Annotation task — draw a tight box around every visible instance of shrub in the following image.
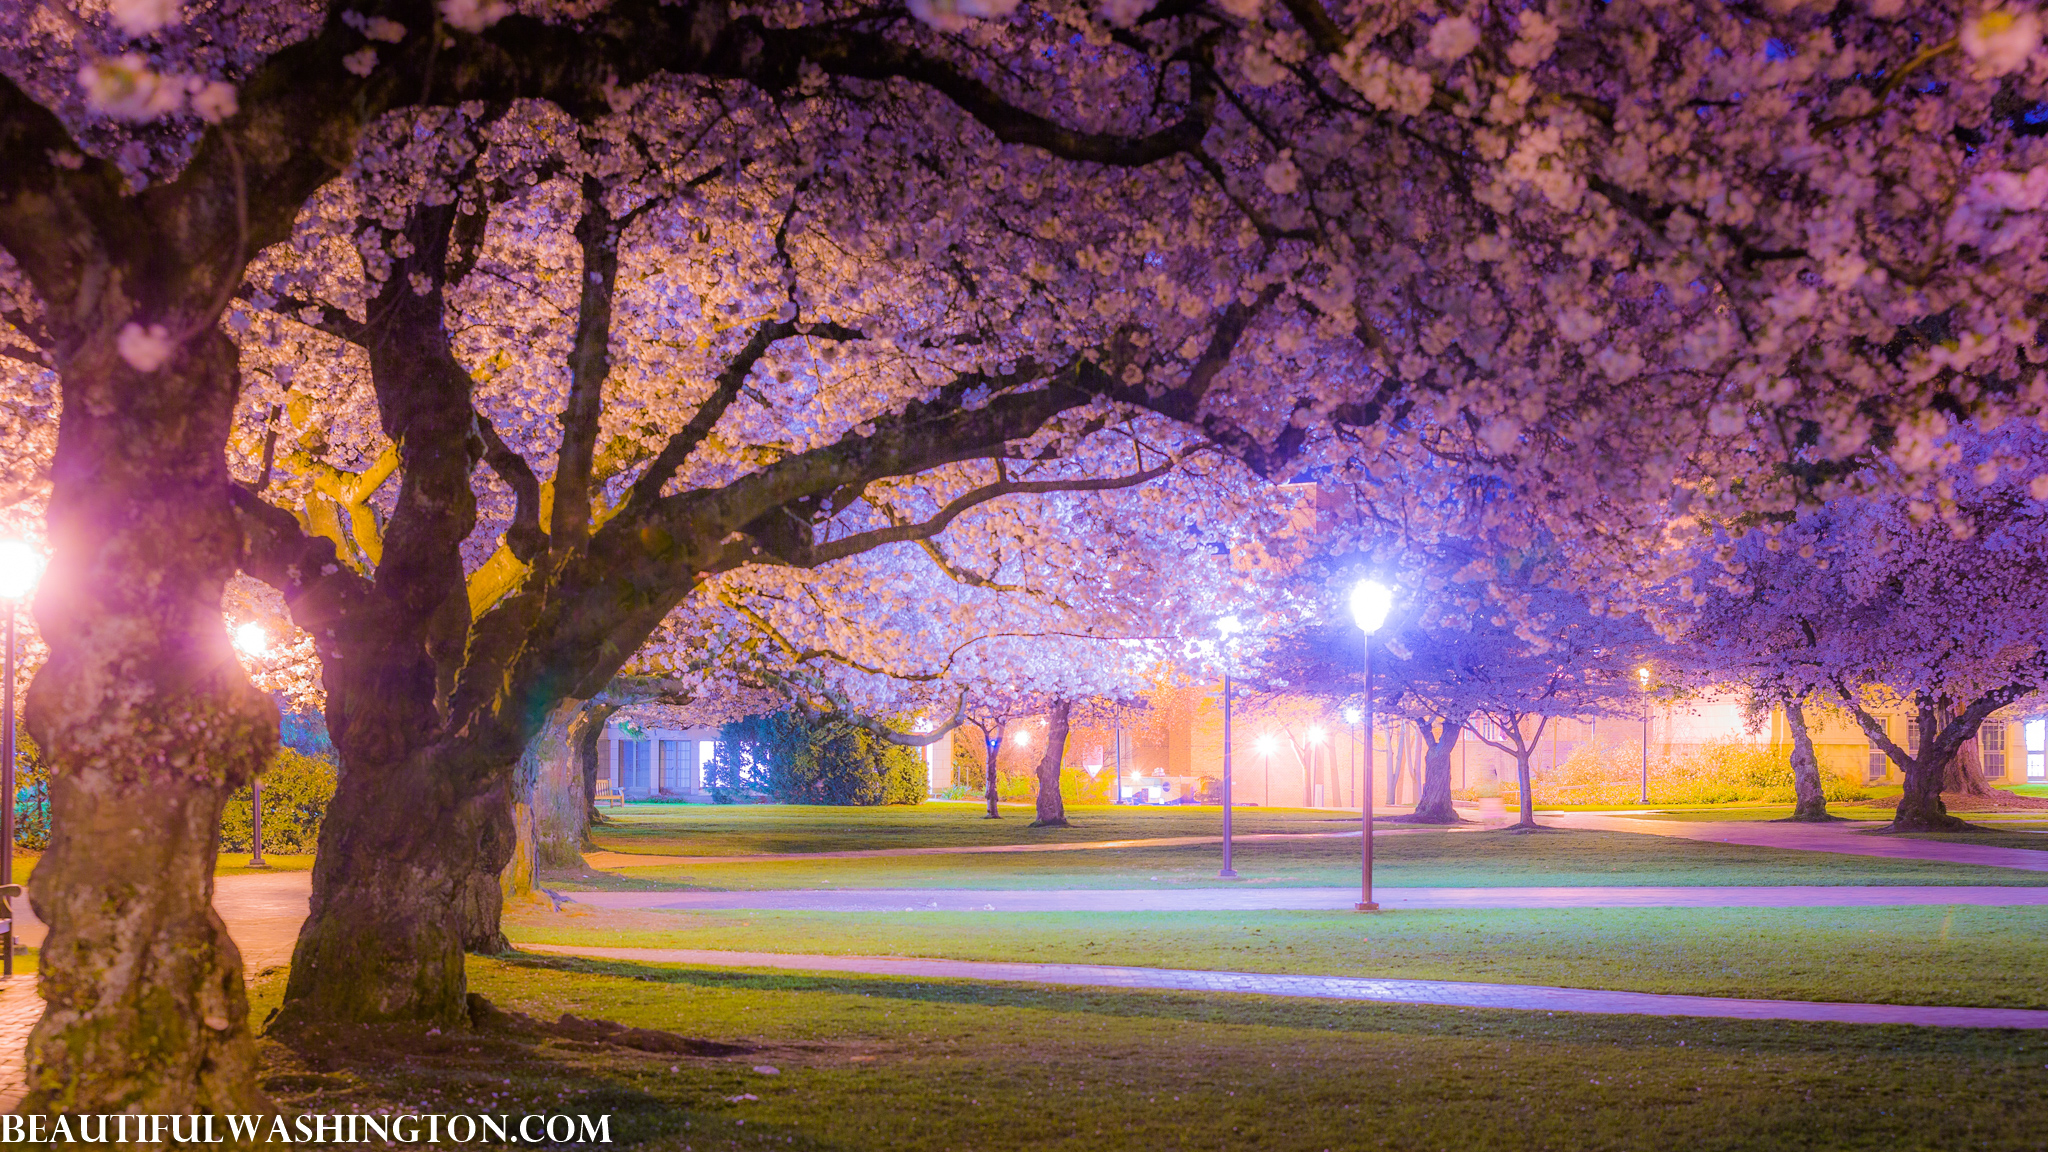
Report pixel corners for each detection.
[1498,738,1871,807]
[13,733,47,851]
[709,711,927,806]
[220,748,337,854]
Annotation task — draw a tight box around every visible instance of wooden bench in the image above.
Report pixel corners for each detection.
[593,788,626,808]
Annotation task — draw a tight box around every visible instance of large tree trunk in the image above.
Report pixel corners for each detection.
[23,335,274,1113]
[1396,714,1468,824]
[281,739,516,1026]
[504,698,596,892]
[1784,699,1831,822]
[1945,736,1997,798]
[1032,700,1072,826]
[1884,699,1978,833]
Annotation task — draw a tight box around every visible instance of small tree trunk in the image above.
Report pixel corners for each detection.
[23,334,274,1113]
[981,728,1003,819]
[1512,749,1537,828]
[1400,714,1468,824]
[1784,699,1831,822]
[580,704,616,832]
[280,742,517,1026]
[1032,700,1072,827]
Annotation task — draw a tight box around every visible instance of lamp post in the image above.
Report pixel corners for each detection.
[1217,615,1242,879]
[1255,734,1277,809]
[1637,666,1652,805]
[1305,725,1326,807]
[233,622,271,867]
[1350,579,1393,913]
[1344,707,1361,808]
[0,540,45,976]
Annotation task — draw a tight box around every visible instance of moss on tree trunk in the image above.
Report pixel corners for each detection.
[23,335,275,1114]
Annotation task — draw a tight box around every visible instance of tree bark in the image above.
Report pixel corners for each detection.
[1784,699,1831,822]
[977,724,1003,819]
[23,334,275,1114]
[1032,700,1072,826]
[578,704,618,837]
[493,698,590,942]
[1945,736,1997,798]
[1395,714,1468,824]
[282,740,516,1027]
[1512,749,1537,828]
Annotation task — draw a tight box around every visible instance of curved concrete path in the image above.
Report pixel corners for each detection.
[9,869,308,970]
[581,827,1442,870]
[1543,814,2048,872]
[522,944,2048,1029]
[562,884,2048,913]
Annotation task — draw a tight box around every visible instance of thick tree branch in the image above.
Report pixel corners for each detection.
[475,415,548,562]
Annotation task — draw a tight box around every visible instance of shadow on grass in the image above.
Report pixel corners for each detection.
[490,950,2047,1065]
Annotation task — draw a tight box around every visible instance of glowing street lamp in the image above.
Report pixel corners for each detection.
[0,540,46,975]
[234,621,271,868]
[1350,579,1393,913]
[1217,615,1243,878]
[1637,665,1653,805]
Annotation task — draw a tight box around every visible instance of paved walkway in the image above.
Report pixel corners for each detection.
[1542,814,2048,872]
[8,870,308,970]
[562,884,2048,913]
[0,978,37,1113]
[522,944,2048,1029]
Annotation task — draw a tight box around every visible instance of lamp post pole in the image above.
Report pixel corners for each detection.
[2,598,15,974]
[1638,667,1652,806]
[1220,662,1236,879]
[1358,631,1377,912]
[249,775,267,868]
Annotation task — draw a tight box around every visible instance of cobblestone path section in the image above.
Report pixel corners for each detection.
[523,943,2048,1029]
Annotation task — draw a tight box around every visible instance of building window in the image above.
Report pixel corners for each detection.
[1906,717,1921,758]
[2028,720,2046,781]
[699,740,718,790]
[1982,723,2007,779]
[1866,748,1887,782]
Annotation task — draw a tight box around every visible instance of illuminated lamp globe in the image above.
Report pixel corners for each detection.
[0,540,43,601]
[233,621,268,656]
[1349,580,1393,635]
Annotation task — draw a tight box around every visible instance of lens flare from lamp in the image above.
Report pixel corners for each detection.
[1343,708,1362,724]
[1306,726,1326,743]
[1349,580,1393,634]
[233,622,269,656]
[1637,666,1651,687]
[0,541,43,601]
[1013,729,1030,748]
[1254,734,1277,756]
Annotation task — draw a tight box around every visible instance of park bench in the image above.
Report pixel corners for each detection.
[594,788,626,808]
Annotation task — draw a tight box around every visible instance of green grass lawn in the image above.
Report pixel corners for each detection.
[587,802,1369,857]
[559,828,2048,890]
[504,903,2048,1008]
[247,955,2048,1151]
[1893,831,2048,852]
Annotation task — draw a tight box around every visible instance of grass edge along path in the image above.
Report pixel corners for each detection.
[516,942,2048,1028]
[504,903,2048,1009]
[246,955,2048,1151]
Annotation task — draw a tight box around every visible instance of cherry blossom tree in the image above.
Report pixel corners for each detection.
[1660,423,2048,832]
[6,0,2048,1116]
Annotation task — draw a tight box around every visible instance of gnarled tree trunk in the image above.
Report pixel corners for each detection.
[1784,699,1831,822]
[1397,714,1467,824]
[1032,700,1072,827]
[1512,750,1538,829]
[283,739,516,1026]
[24,335,274,1114]
[1945,735,1997,798]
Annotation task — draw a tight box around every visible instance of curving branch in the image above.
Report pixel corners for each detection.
[475,415,548,562]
